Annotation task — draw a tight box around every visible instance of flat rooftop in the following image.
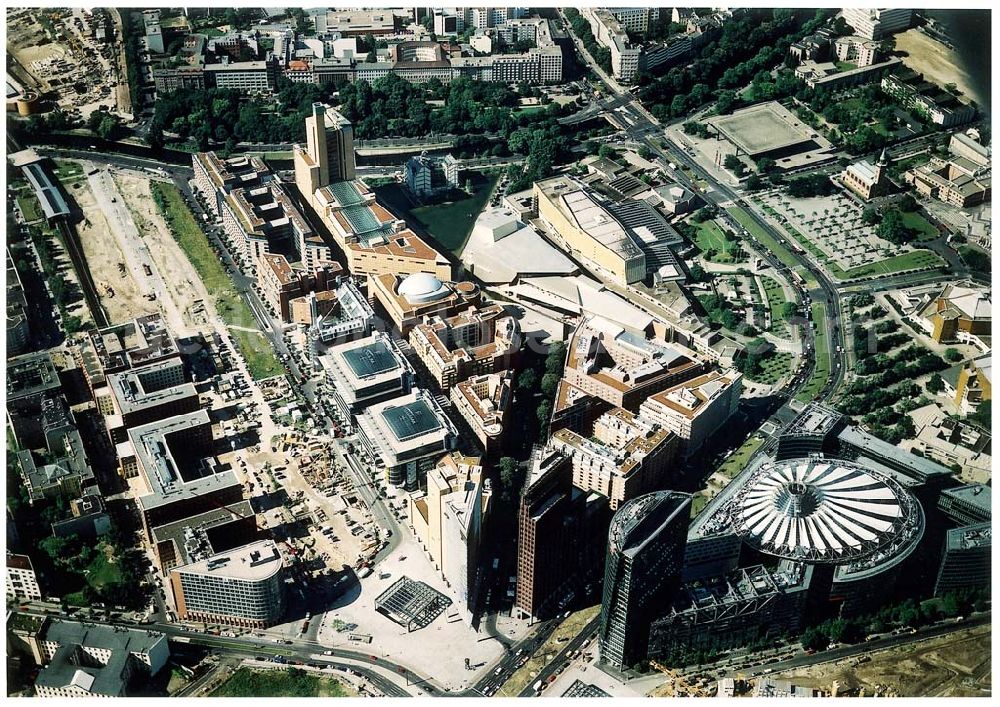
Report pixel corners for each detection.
[383,399,443,442]
[344,339,400,378]
[173,539,283,582]
[710,101,829,157]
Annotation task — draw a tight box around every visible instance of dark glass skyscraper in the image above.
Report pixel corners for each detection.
[598,490,691,671]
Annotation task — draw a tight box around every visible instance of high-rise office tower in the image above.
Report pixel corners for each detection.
[294,102,356,206]
[599,490,691,670]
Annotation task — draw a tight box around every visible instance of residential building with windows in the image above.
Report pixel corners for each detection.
[842,7,913,39]
[6,552,42,600]
[639,370,743,457]
[450,371,513,457]
[881,69,976,127]
[562,316,705,412]
[30,619,169,698]
[550,408,678,511]
[410,305,521,391]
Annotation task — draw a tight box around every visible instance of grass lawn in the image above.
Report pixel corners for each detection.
[728,206,818,287]
[746,351,793,385]
[760,276,790,335]
[690,493,710,518]
[516,105,548,116]
[796,302,831,403]
[150,182,281,379]
[839,249,945,279]
[715,434,766,480]
[497,605,600,697]
[835,61,857,72]
[230,329,284,380]
[211,668,353,697]
[694,219,744,263]
[406,171,499,254]
[17,194,44,223]
[899,210,939,241]
[53,160,84,182]
[87,548,122,588]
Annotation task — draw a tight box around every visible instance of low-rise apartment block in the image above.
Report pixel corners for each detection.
[563,316,705,412]
[410,305,521,391]
[639,370,743,457]
[450,371,514,456]
[549,407,678,510]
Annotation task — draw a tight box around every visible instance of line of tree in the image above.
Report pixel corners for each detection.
[785,173,837,198]
[564,9,612,75]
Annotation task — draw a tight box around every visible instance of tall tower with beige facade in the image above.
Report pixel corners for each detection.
[295,102,356,207]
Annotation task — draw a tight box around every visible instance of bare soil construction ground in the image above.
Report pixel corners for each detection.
[66,171,149,324]
[113,171,216,336]
[772,624,991,697]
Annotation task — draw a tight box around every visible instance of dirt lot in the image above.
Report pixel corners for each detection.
[772,624,991,697]
[66,173,149,324]
[113,171,215,336]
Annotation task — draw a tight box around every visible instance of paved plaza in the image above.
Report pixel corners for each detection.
[758,190,912,271]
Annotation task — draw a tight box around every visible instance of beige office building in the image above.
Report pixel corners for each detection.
[639,370,743,457]
[295,102,356,203]
[408,453,491,618]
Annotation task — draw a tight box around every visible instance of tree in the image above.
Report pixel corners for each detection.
[862,205,879,225]
[969,400,990,429]
[781,301,798,320]
[944,348,963,363]
[899,193,918,211]
[876,208,915,244]
[541,373,560,397]
[146,122,164,150]
[536,400,552,430]
[755,157,776,173]
[723,154,743,171]
[517,368,538,392]
[801,627,828,652]
[598,144,618,160]
[40,535,71,565]
[498,457,520,503]
[926,373,945,394]
[689,263,706,282]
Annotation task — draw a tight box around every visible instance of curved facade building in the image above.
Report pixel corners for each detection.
[599,491,690,671]
[703,456,925,618]
[170,540,286,629]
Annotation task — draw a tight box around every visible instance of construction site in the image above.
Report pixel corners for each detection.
[6,7,126,118]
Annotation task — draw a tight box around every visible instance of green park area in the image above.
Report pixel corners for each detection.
[408,172,499,254]
[16,191,43,223]
[754,203,944,281]
[150,182,281,379]
[748,351,794,385]
[211,668,354,698]
[760,276,791,335]
[694,219,744,263]
[796,302,831,402]
[899,210,939,241]
[716,434,766,480]
[53,159,84,183]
